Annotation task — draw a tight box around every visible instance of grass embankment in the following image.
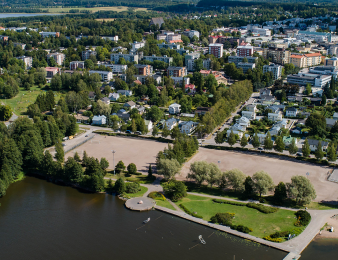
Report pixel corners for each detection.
[174,194,303,239]
[42,6,149,13]
[2,86,62,116]
[156,200,176,210]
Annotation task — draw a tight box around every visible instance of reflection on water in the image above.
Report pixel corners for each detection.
[0,13,62,19]
[301,238,338,259]
[0,176,287,260]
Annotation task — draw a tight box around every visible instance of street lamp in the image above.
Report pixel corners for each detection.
[218,160,221,168]
[112,150,116,175]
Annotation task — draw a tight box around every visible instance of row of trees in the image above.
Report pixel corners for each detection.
[188,162,316,205]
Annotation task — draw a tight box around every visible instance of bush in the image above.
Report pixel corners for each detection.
[210,213,234,226]
[263,236,283,243]
[295,210,311,226]
[163,180,187,202]
[246,203,278,214]
[179,204,203,218]
[125,182,141,194]
[259,198,267,203]
[212,199,246,206]
[134,172,143,176]
[231,225,252,234]
[270,231,290,238]
[148,191,166,201]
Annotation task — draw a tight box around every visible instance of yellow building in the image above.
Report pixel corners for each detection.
[289,53,322,68]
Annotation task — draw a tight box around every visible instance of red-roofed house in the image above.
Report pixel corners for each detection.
[45,67,61,78]
[185,84,196,94]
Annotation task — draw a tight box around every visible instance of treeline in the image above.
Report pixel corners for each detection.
[199,80,253,134]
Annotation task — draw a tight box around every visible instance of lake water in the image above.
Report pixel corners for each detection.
[0,176,336,260]
[0,13,62,19]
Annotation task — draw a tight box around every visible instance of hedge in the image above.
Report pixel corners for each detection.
[179,204,203,219]
[210,212,252,233]
[246,203,279,214]
[263,236,283,243]
[212,199,246,206]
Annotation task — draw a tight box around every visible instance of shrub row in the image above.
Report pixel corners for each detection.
[246,203,279,214]
[210,213,252,234]
[212,199,246,206]
[179,204,203,219]
[263,236,283,243]
[148,191,166,201]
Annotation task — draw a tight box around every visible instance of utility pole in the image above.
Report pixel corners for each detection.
[112,150,116,175]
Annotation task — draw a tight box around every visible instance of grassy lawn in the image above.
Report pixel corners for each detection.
[2,86,62,116]
[155,199,176,210]
[42,6,149,13]
[306,201,338,210]
[106,172,155,184]
[126,186,148,198]
[175,195,302,239]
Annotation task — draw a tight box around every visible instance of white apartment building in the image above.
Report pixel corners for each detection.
[111,53,139,64]
[47,52,65,66]
[130,41,145,51]
[70,61,85,70]
[263,63,282,80]
[39,31,59,38]
[268,112,283,122]
[102,63,127,73]
[82,50,97,61]
[237,62,256,73]
[89,70,113,81]
[143,54,173,64]
[287,73,331,88]
[17,56,32,69]
[252,28,271,37]
[101,36,119,41]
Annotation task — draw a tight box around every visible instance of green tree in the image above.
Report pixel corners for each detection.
[55,141,64,163]
[115,160,126,174]
[106,178,114,192]
[0,105,13,121]
[74,151,81,162]
[100,158,109,171]
[215,131,224,144]
[288,138,298,155]
[274,182,287,204]
[157,158,181,180]
[114,177,126,194]
[322,94,327,106]
[274,136,285,152]
[314,141,324,160]
[64,157,83,183]
[152,126,159,137]
[127,163,137,175]
[244,176,254,197]
[240,135,248,148]
[302,139,311,157]
[170,126,181,139]
[287,175,317,205]
[224,169,246,192]
[263,132,273,150]
[252,171,274,197]
[252,133,260,148]
[162,124,170,138]
[163,180,187,202]
[327,142,337,162]
[228,130,236,147]
[131,119,137,133]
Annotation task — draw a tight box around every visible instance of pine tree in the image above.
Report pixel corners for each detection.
[131,119,137,133]
[215,131,224,144]
[315,141,324,160]
[288,138,298,155]
[162,124,170,138]
[263,132,273,150]
[327,142,337,162]
[228,130,236,147]
[302,139,311,157]
[82,151,89,166]
[274,136,285,152]
[252,133,260,148]
[240,135,248,148]
[148,165,153,179]
[74,152,81,162]
[152,126,159,137]
[55,141,64,163]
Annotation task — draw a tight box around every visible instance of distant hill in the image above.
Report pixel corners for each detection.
[197,0,337,7]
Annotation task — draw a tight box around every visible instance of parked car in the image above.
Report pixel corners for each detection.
[85,135,88,137]
[135,131,142,135]
[62,143,66,146]
[126,130,132,134]
[296,152,302,157]
[258,147,264,151]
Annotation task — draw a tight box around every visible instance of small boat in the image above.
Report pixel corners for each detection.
[199,235,206,244]
[143,218,150,224]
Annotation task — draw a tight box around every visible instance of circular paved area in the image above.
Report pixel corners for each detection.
[125,197,156,211]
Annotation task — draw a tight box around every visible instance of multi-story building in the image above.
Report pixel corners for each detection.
[130,41,145,51]
[237,62,256,73]
[228,56,258,66]
[143,54,173,64]
[70,61,85,70]
[236,46,254,57]
[39,32,60,38]
[263,47,290,65]
[157,43,180,50]
[252,28,271,37]
[183,29,200,39]
[167,66,187,77]
[135,64,153,76]
[156,31,182,43]
[290,53,322,68]
[325,57,338,67]
[89,70,113,81]
[203,59,212,70]
[209,43,223,58]
[17,56,32,69]
[45,67,61,78]
[185,52,201,70]
[263,63,282,80]
[101,63,127,73]
[309,66,338,79]
[13,42,26,50]
[287,73,331,87]
[82,50,97,61]
[47,52,65,66]
[101,36,118,41]
[110,53,139,64]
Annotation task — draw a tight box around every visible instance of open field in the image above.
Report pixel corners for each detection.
[2,86,62,116]
[42,6,149,13]
[174,194,302,239]
[73,135,167,174]
[180,148,338,203]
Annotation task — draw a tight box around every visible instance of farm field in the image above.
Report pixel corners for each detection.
[42,6,149,13]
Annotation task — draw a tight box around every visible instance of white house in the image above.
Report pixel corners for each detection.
[246,104,257,112]
[165,118,178,130]
[242,111,256,120]
[180,121,197,134]
[268,125,281,136]
[257,133,267,144]
[308,139,329,152]
[285,107,298,117]
[109,92,120,101]
[227,130,244,139]
[117,90,133,96]
[144,120,153,131]
[268,112,283,122]
[169,103,181,114]
[92,115,107,125]
[236,117,250,128]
